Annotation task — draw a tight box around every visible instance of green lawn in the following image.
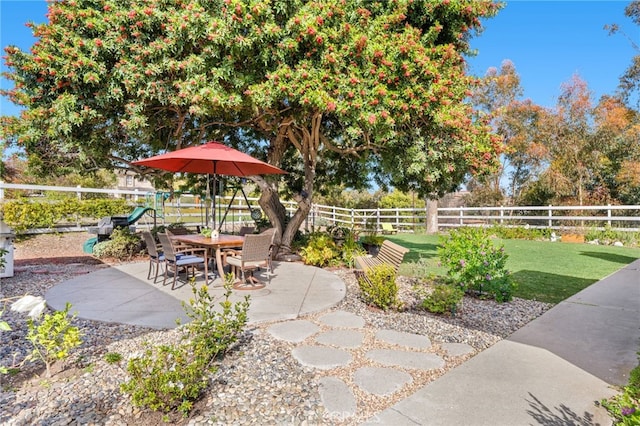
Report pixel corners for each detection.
[391,234,640,304]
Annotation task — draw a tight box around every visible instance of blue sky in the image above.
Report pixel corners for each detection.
[0,0,638,117]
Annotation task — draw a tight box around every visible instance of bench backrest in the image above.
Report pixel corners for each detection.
[377,240,410,271]
[381,223,396,232]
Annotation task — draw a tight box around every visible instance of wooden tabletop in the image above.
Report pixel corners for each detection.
[170,234,244,249]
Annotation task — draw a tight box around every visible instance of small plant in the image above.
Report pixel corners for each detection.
[200,227,212,238]
[104,352,123,364]
[121,274,250,417]
[300,232,340,267]
[339,231,366,268]
[601,354,640,425]
[357,263,400,311]
[420,284,464,315]
[438,227,516,303]
[92,227,143,260]
[24,302,83,377]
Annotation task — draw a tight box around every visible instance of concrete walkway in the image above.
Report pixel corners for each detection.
[367,259,640,425]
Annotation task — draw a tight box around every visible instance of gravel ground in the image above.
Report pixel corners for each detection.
[0,233,553,425]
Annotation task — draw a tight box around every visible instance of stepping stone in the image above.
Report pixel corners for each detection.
[267,320,319,343]
[318,377,356,420]
[366,349,444,371]
[292,346,352,370]
[354,367,412,396]
[315,329,364,349]
[441,342,474,357]
[318,310,365,328]
[376,329,431,349]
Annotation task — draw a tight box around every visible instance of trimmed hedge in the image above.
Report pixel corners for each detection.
[1,199,132,233]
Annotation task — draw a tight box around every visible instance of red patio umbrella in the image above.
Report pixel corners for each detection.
[132,142,286,229]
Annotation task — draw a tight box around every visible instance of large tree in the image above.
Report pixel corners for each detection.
[1,0,502,254]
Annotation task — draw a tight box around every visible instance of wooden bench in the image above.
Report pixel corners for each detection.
[354,240,409,280]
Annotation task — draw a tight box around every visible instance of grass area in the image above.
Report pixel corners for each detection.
[392,234,640,304]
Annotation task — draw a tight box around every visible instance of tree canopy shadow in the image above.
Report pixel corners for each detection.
[526,392,603,426]
[509,270,596,304]
[579,251,639,265]
[389,239,439,262]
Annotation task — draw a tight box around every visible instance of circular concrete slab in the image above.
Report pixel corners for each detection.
[315,329,365,349]
[318,310,365,328]
[366,349,444,371]
[441,342,474,357]
[267,320,319,343]
[376,329,432,349]
[318,376,357,420]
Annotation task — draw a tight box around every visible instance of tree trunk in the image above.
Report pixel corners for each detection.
[426,198,438,234]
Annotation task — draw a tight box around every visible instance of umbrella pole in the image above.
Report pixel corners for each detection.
[212,161,217,231]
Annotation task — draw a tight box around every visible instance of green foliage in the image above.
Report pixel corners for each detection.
[438,227,516,303]
[601,355,640,425]
[491,225,551,241]
[300,232,340,267]
[120,343,210,417]
[585,225,639,247]
[1,199,130,232]
[180,279,250,360]
[357,264,400,311]
[92,228,143,260]
[121,277,249,417]
[338,229,366,268]
[25,302,82,378]
[104,352,123,364]
[419,283,464,315]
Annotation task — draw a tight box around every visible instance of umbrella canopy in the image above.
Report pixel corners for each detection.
[132,141,286,176]
[133,142,286,229]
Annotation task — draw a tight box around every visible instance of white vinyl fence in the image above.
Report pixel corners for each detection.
[1,182,639,233]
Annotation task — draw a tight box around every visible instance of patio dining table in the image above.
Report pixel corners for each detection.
[170,234,244,280]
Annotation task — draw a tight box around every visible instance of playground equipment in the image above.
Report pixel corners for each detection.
[218,181,263,230]
[83,206,156,254]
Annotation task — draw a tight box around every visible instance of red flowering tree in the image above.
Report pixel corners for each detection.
[2,0,503,253]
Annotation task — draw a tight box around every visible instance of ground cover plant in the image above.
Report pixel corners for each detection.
[394,232,640,304]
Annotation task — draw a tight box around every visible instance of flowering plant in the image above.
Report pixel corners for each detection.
[438,227,516,302]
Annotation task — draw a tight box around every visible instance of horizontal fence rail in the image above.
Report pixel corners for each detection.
[1,182,639,233]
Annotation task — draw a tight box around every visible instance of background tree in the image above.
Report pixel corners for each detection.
[2,0,503,253]
[606,0,640,109]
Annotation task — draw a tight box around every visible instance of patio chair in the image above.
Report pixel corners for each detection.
[141,231,164,283]
[224,232,274,289]
[238,226,255,236]
[157,233,208,289]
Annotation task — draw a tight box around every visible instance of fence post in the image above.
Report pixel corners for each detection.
[459,208,464,226]
[351,209,355,229]
[607,204,611,227]
[376,209,381,231]
[499,206,504,225]
[548,205,552,228]
[0,181,4,200]
[134,189,139,203]
[76,185,82,201]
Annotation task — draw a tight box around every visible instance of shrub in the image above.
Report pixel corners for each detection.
[491,225,551,241]
[357,263,400,311]
[1,199,129,232]
[25,302,83,377]
[300,232,340,267]
[121,277,250,417]
[338,230,366,268]
[92,228,143,260]
[420,284,464,315]
[438,227,516,303]
[585,225,639,247]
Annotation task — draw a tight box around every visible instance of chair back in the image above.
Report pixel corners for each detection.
[238,226,255,236]
[241,233,274,263]
[157,233,177,262]
[141,231,160,258]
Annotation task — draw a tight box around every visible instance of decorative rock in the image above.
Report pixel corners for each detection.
[365,349,444,371]
[315,329,364,348]
[292,346,352,370]
[354,367,412,396]
[614,241,624,247]
[441,342,474,357]
[267,320,319,343]
[376,329,431,349]
[317,377,356,419]
[318,310,365,328]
